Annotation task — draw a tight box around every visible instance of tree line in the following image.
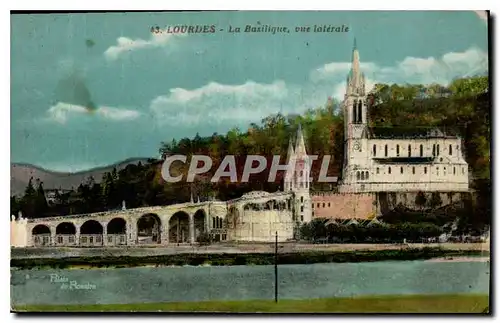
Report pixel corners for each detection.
[11,76,490,233]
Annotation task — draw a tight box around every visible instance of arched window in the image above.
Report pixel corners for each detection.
[352,102,357,124]
[357,100,363,123]
[365,171,369,180]
[432,144,436,156]
[400,166,403,174]
[412,167,415,174]
[396,145,400,156]
[300,196,303,203]
[376,167,380,174]
[420,144,423,157]
[436,167,440,176]
[361,172,365,180]
[408,144,411,157]
[424,167,427,174]
[322,203,325,208]
[373,144,377,156]
[388,167,391,174]
[437,144,440,156]
[385,145,388,157]
[449,144,452,155]
[453,167,456,175]
[356,171,360,180]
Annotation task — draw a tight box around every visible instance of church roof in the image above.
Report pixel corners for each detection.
[368,126,458,139]
[373,157,436,164]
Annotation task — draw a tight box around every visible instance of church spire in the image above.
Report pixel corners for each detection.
[295,123,307,157]
[351,38,360,82]
[286,136,295,164]
[347,38,365,96]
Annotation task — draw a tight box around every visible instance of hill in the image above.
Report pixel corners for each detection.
[10,158,154,197]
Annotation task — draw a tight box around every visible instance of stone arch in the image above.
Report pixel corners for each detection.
[107,217,127,234]
[32,224,51,246]
[169,211,190,243]
[107,217,127,245]
[56,222,76,234]
[193,209,207,241]
[80,220,103,234]
[32,224,51,235]
[80,220,104,246]
[226,206,239,229]
[137,213,161,244]
[55,222,77,246]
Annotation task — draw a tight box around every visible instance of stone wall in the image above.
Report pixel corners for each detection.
[312,193,377,220]
[311,191,466,220]
[229,209,295,242]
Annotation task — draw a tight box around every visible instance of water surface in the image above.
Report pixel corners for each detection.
[11,260,490,305]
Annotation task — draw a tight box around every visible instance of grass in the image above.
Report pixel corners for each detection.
[10,247,490,270]
[12,294,489,313]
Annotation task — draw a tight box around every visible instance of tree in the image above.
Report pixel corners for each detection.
[415,191,427,209]
[430,192,442,209]
[20,177,37,218]
[34,180,49,217]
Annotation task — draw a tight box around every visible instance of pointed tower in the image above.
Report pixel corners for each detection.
[340,38,370,192]
[290,124,312,223]
[284,137,295,192]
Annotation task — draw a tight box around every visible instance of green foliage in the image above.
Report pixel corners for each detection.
[299,220,444,243]
[11,76,490,223]
[429,192,442,209]
[415,191,427,208]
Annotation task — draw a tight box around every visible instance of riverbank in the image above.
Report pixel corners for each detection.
[11,242,488,259]
[12,294,489,313]
[10,246,490,270]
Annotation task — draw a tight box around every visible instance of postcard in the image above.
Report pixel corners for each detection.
[10,10,490,314]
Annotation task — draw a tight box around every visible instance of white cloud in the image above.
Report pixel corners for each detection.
[47,102,141,124]
[315,47,488,98]
[150,80,306,125]
[104,32,187,60]
[149,47,488,127]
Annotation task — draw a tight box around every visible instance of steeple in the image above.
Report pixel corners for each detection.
[286,136,295,164]
[295,123,307,157]
[347,38,365,97]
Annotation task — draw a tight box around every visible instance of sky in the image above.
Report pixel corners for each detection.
[11,11,488,172]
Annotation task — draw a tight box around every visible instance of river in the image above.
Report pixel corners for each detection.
[11,260,490,306]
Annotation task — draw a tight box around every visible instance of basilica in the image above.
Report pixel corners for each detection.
[337,41,469,194]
